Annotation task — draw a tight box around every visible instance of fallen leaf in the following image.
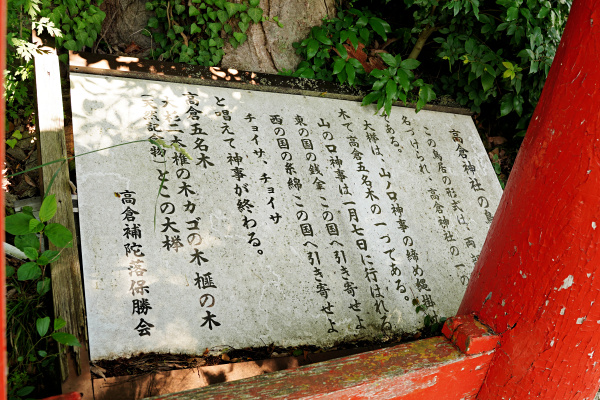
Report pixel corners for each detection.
[221,353,230,361]
[23,174,37,188]
[488,136,507,146]
[91,364,107,379]
[124,41,142,54]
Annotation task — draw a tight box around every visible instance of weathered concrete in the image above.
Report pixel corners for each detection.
[70,71,501,361]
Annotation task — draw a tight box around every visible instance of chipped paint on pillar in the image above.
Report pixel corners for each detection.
[145,337,495,399]
[458,1,600,398]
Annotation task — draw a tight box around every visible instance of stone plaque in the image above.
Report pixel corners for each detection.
[70,72,502,361]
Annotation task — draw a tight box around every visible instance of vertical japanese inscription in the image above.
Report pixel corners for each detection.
[71,73,502,360]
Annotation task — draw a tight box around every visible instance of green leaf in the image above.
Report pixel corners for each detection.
[173,24,184,34]
[249,0,260,6]
[63,39,78,51]
[385,79,397,100]
[335,43,347,59]
[52,332,81,347]
[400,58,420,70]
[174,4,185,14]
[500,93,514,116]
[369,18,387,41]
[481,72,494,92]
[380,53,397,68]
[38,350,48,357]
[331,58,344,74]
[238,21,249,33]
[306,39,319,60]
[191,23,202,35]
[6,266,15,277]
[396,69,410,91]
[45,223,73,248]
[15,233,40,252]
[17,387,35,397]
[6,213,36,235]
[39,194,57,222]
[361,90,381,106]
[247,7,262,23]
[6,139,17,148]
[315,30,332,45]
[24,247,39,261]
[233,32,247,44]
[17,262,42,281]
[224,2,237,17]
[348,32,358,50]
[189,5,200,16]
[208,22,222,33]
[345,62,356,86]
[217,9,228,23]
[507,7,519,21]
[37,250,60,266]
[54,317,67,331]
[37,277,51,295]
[37,317,51,337]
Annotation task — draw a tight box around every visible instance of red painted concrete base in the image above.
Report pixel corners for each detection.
[41,392,82,400]
[442,315,499,355]
[146,335,498,400]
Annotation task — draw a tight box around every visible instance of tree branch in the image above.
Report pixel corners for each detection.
[408,24,438,60]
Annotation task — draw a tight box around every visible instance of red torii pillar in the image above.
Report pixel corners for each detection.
[458,0,600,398]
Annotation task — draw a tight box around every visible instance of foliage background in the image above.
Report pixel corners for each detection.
[4,0,571,397]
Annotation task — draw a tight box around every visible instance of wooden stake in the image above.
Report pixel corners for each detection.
[34,41,92,397]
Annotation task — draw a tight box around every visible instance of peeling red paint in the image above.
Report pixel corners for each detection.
[145,337,494,399]
[442,315,499,355]
[458,1,600,398]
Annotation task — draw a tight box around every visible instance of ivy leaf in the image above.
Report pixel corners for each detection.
[247,7,262,23]
[174,4,186,14]
[6,213,35,235]
[45,223,73,248]
[208,22,222,34]
[481,72,495,92]
[306,39,319,60]
[17,262,42,281]
[173,24,184,34]
[15,233,40,252]
[238,21,249,33]
[217,9,228,23]
[36,317,51,337]
[249,0,260,6]
[191,23,202,35]
[224,2,237,17]
[189,5,200,16]
[52,332,81,347]
[233,32,247,44]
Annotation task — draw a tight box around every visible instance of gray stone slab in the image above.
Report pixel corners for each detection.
[70,72,503,361]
